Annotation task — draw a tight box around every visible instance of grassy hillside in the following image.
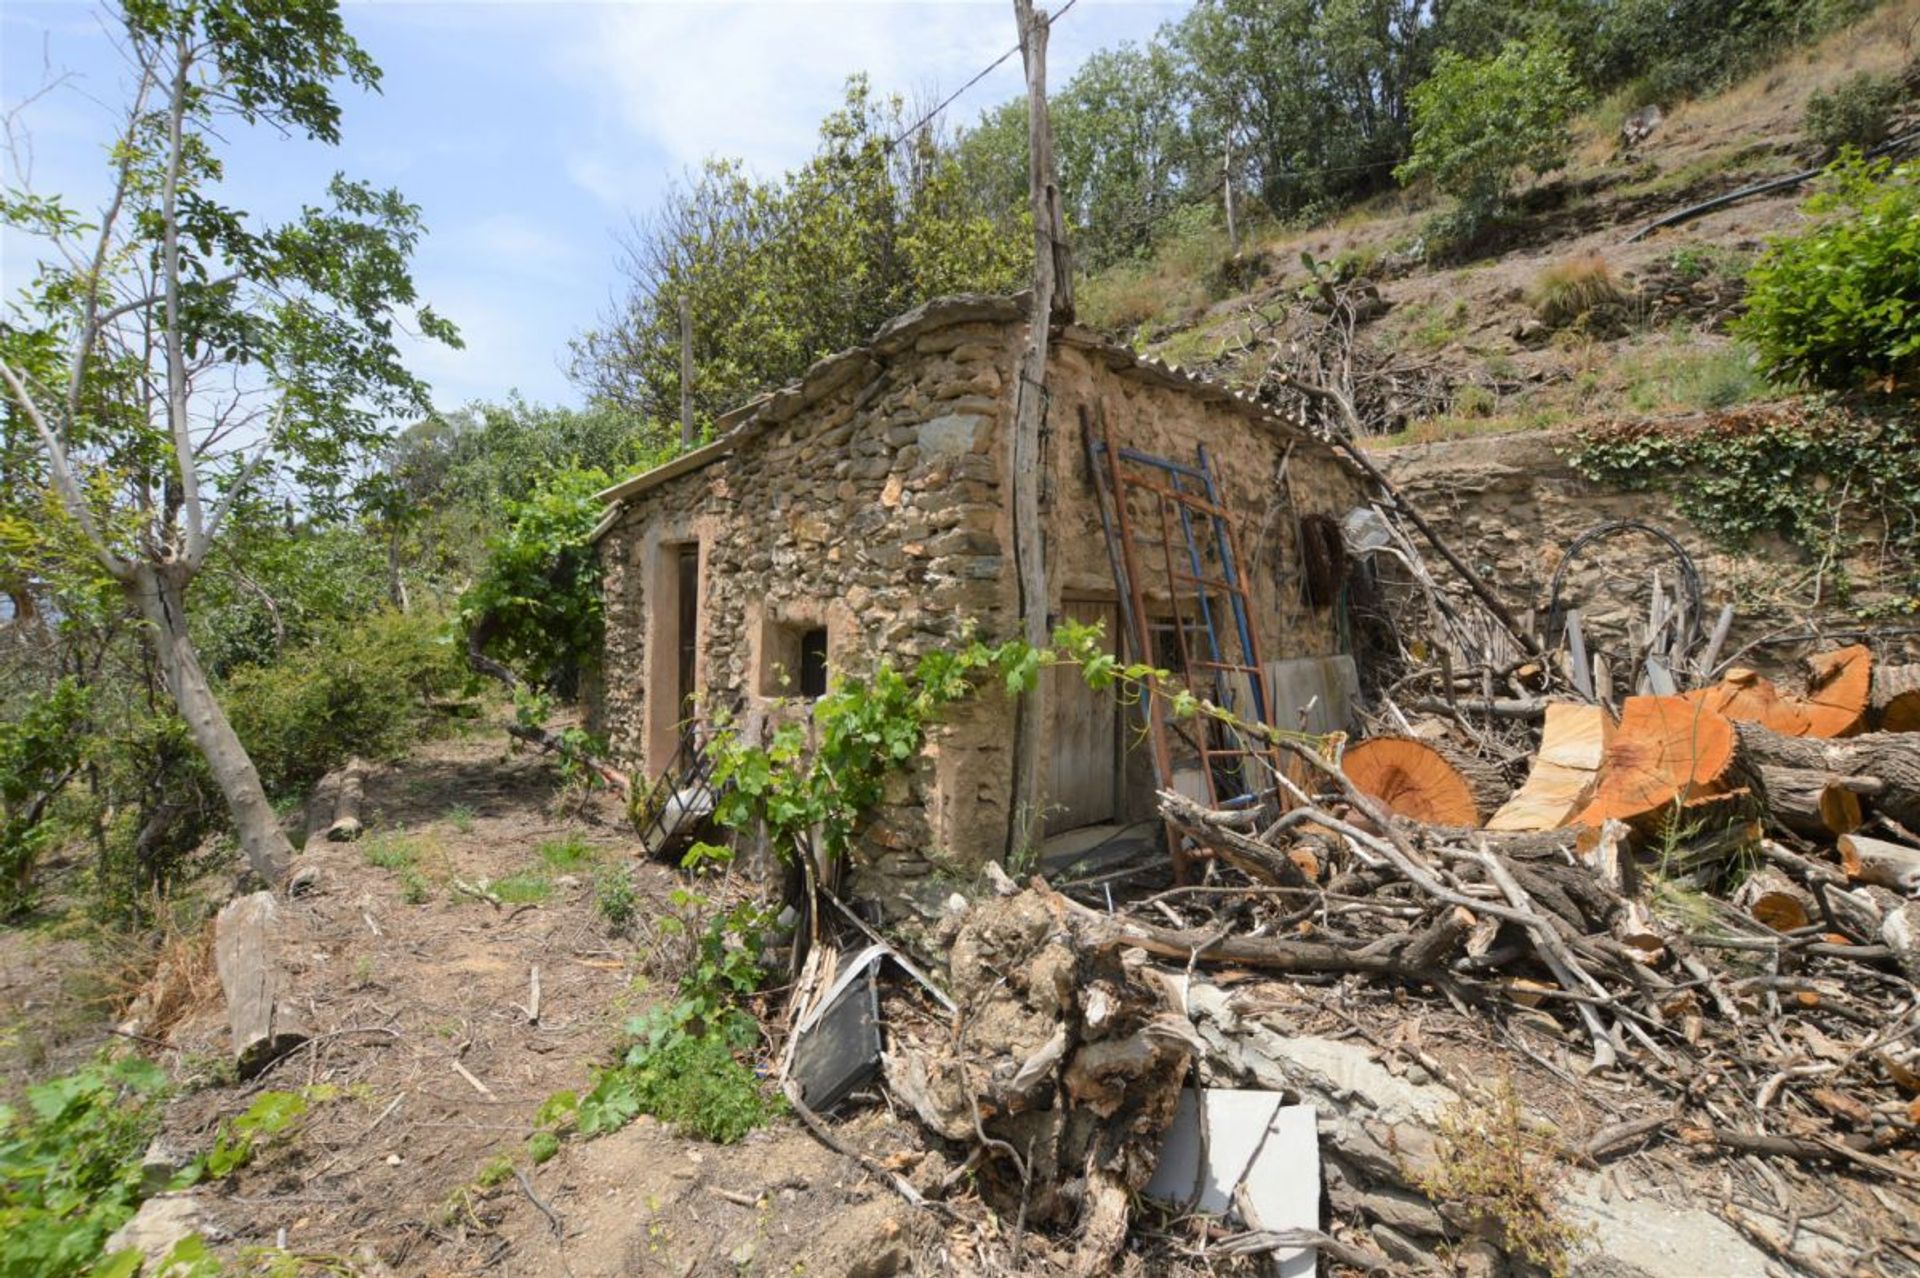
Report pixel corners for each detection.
[1078,0,1919,449]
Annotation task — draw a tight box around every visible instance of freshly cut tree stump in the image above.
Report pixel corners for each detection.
[1838,834,1920,893]
[1487,702,1612,832]
[1686,667,1811,736]
[1574,696,1736,827]
[1343,736,1481,827]
[1802,645,1872,739]
[1872,663,1920,733]
[214,891,309,1079]
[1756,766,1866,839]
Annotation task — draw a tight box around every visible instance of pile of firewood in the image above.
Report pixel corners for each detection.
[1125,642,1920,1269]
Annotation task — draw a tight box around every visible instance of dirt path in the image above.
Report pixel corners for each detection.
[147,721,929,1275]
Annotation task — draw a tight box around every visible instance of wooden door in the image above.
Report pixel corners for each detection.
[1046,600,1119,833]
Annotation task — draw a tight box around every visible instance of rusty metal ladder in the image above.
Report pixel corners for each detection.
[1084,415,1284,877]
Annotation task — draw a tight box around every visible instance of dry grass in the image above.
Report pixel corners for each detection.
[1527,254,1631,329]
[131,920,219,1045]
[1678,0,1920,136]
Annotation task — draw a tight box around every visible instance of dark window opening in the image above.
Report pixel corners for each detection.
[798,628,829,698]
[675,544,700,738]
[760,614,833,699]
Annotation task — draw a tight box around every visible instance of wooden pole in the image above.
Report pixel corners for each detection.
[1007,0,1065,863]
[678,292,696,447]
[1223,137,1238,257]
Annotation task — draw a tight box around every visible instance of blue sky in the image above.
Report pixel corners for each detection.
[2,1,1189,411]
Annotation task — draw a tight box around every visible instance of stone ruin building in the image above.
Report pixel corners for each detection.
[589,294,1370,912]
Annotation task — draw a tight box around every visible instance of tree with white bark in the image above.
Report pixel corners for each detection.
[0,0,455,886]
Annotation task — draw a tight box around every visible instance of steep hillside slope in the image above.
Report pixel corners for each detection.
[1091,1,1917,446]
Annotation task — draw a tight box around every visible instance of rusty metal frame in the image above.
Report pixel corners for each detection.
[1085,409,1284,881]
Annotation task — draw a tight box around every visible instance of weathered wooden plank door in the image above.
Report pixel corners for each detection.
[1046,600,1119,833]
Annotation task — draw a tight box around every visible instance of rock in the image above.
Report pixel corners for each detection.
[140,1135,188,1195]
[1562,1174,1775,1278]
[103,1193,222,1263]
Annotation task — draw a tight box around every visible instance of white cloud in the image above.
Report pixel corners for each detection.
[563,2,1015,183]
[453,213,582,278]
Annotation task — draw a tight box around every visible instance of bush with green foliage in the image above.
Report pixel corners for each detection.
[538,885,779,1146]
[0,1055,171,1277]
[1397,40,1586,243]
[1804,71,1903,157]
[223,607,462,796]
[1735,155,1919,389]
[457,468,610,698]
[0,678,90,916]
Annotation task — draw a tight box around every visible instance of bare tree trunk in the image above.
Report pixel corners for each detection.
[1007,0,1070,865]
[128,562,292,885]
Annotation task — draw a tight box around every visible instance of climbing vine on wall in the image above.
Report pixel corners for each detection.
[1566,403,1920,605]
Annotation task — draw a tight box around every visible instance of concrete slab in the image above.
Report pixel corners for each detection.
[1144,1089,1319,1278]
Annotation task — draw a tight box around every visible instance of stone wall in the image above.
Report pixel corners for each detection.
[599,308,1024,909]
[597,301,1369,909]
[1374,429,1913,673]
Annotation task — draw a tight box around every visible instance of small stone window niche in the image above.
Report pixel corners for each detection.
[760,615,831,699]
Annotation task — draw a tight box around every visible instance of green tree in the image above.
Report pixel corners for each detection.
[1395,39,1585,240]
[1170,0,1432,218]
[0,0,455,885]
[571,78,1026,422]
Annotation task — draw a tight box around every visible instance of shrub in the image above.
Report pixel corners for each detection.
[457,468,610,699]
[1736,156,1920,389]
[1527,255,1630,329]
[1805,72,1902,157]
[0,1056,171,1276]
[0,678,90,917]
[1397,41,1586,240]
[223,606,462,795]
[594,863,637,932]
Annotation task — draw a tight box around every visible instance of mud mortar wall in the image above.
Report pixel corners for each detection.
[599,319,1023,903]
[1374,430,1906,664]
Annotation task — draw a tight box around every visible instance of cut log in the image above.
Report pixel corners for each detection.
[1686,667,1811,736]
[1882,900,1920,986]
[325,758,369,843]
[1754,766,1864,839]
[302,769,343,848]
[1574,696,1736,828]
[214,891,309,1079]
[1802,645,1872,738]
[1487,702,1612,831]
[1731,722,1920,827]
[1342,736,1481,827]
[1837,834,1920,893]
[1433,740,1514,817]
[1734,868,1817,934]
[1872,663,1920,733]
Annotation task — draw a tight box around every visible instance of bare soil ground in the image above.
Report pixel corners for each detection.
[120,719,945,1276]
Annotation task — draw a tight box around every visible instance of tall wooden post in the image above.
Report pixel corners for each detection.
[1223,136,1239,257]
[678,292,696,447]
[1007,0,1071,863]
